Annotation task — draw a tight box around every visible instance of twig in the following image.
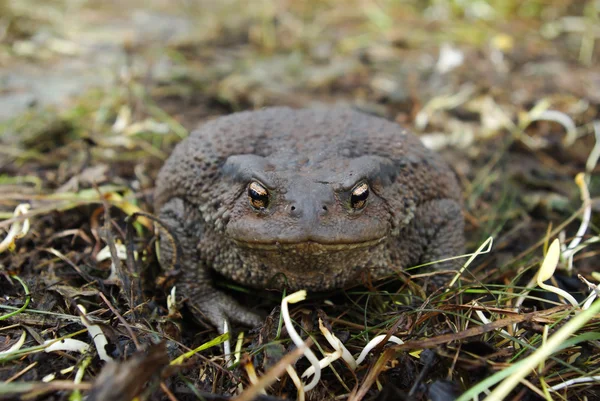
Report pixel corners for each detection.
[98,292,141,350]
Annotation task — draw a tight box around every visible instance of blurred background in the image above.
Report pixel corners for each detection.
[1,0,598,122]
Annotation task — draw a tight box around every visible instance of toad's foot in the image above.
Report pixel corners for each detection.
[184,287,263,333]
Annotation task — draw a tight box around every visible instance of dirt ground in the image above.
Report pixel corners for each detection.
[1,1,599,400]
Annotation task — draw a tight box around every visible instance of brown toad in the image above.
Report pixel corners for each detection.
[154,107,464,330]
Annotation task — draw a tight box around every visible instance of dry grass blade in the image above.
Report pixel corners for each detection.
[349,348,396,401]
[391,306,568,352]
[232,345,306,401]
[0,381,93,399]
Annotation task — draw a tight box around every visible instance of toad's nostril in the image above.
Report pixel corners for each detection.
[322,205,328,211]
[289,204,302,217]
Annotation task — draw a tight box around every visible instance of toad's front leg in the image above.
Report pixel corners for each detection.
[158,198,263,332]
[400,198,465,285]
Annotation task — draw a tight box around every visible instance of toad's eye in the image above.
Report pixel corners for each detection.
[248,181,269,210]
[350,182,369,210]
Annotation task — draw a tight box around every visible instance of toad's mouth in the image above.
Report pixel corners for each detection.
[230,237,386,252]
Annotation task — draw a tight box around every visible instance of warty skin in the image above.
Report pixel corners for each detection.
[154,107,464,330]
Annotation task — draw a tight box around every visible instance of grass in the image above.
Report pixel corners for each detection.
[1,0,599,400]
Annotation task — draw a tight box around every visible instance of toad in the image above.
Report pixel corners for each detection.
[154,107,464,330]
